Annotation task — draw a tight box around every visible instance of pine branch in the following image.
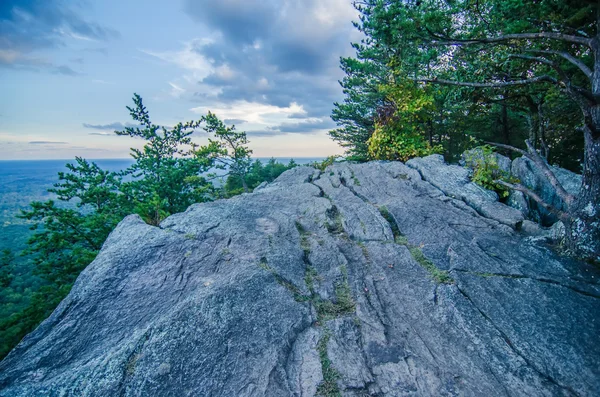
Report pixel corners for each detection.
[416,75,558,88]
[525,49,592,80]
[430,31,592,48]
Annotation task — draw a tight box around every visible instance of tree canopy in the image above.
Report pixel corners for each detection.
[331,0,599,261]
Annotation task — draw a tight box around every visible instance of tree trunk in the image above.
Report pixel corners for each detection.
[562,31,600,263]
[501,98,510,145]
[564,127,600,262]
[241,175,249,193]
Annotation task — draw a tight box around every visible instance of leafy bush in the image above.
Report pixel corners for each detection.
[368,120,442,162]
[311,156,341,171]
[467,145,519,198]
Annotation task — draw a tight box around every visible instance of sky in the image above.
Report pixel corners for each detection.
[0,0,361,160]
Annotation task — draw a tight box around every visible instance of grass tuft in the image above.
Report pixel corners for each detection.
[316,332,341,397]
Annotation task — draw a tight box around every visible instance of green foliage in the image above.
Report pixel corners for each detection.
[311,156,341,172]
[117,94,215,225]
[223,158,297,196]
[201,112,253,194]
[408,246,454,285]
[331,0,588,169]
[316,332,341,397]
[368,80,443,161]
[0,249,13,288]
[368,121,442,162]
[467,146,519,198]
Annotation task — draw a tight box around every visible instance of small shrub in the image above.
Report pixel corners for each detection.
[467,145,519,198]
[311,156,341,172]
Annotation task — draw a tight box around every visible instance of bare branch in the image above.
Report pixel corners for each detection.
[508,54,595,102]
[487,140,575,206]
[508,54,555,66]
[416,75,558,88]
[431,32,592,48]
[526,49,592,79]
[496,181,568,221]
[523,140,576,206]
[485,142,528,156]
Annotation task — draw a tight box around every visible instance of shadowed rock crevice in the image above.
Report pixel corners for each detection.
[454,285,578,396]
[0,159,598,396]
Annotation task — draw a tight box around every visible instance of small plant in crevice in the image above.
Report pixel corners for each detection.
[408,246,454,284]
[258,257,310,303]
[316,331,342,397]
[305,265,319,293]
[378,206,453,284]
[295,221,312,255]
[377,206,402,241]
[311,156,341,172]
[314,268,356,322]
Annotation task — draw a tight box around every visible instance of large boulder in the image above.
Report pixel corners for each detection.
[1,161,598,396]
[510,157,582,226]
[407,155,524,229]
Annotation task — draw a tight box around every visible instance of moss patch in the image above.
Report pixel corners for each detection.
[408,247,454,284]
[259,257,310,302]
[316,332,341,397]
[378,206,453,284]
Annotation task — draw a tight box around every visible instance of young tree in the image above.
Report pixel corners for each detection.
[116,94,216,225]
[200,112,253,193]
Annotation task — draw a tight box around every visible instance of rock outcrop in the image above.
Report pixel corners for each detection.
[510,157,582,226]
[1,158,598,396]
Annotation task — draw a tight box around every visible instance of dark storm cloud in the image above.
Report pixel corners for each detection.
[0,0,119,50]
[184,0,358,129]
[0,0,118,73]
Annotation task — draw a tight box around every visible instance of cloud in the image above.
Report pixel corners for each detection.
[268,118,336,134]
[0,49,80,74]
[224,119,247,125]
[29,140,67,144]
[0,0,118,73]
[191,101,306,125]
[83,122,135,130]
[88,132,113,136]
[142,0,360,136]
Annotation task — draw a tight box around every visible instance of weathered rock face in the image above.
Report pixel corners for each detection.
[1,159,599,397]
[510,158,582,226]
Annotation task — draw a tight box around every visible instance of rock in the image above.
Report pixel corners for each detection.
[407,155,524,229]
[507,190,530,217]
[461,147,512,174]
[1,160,598,397]
[254,181,268,191]
[510,157,582,226]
